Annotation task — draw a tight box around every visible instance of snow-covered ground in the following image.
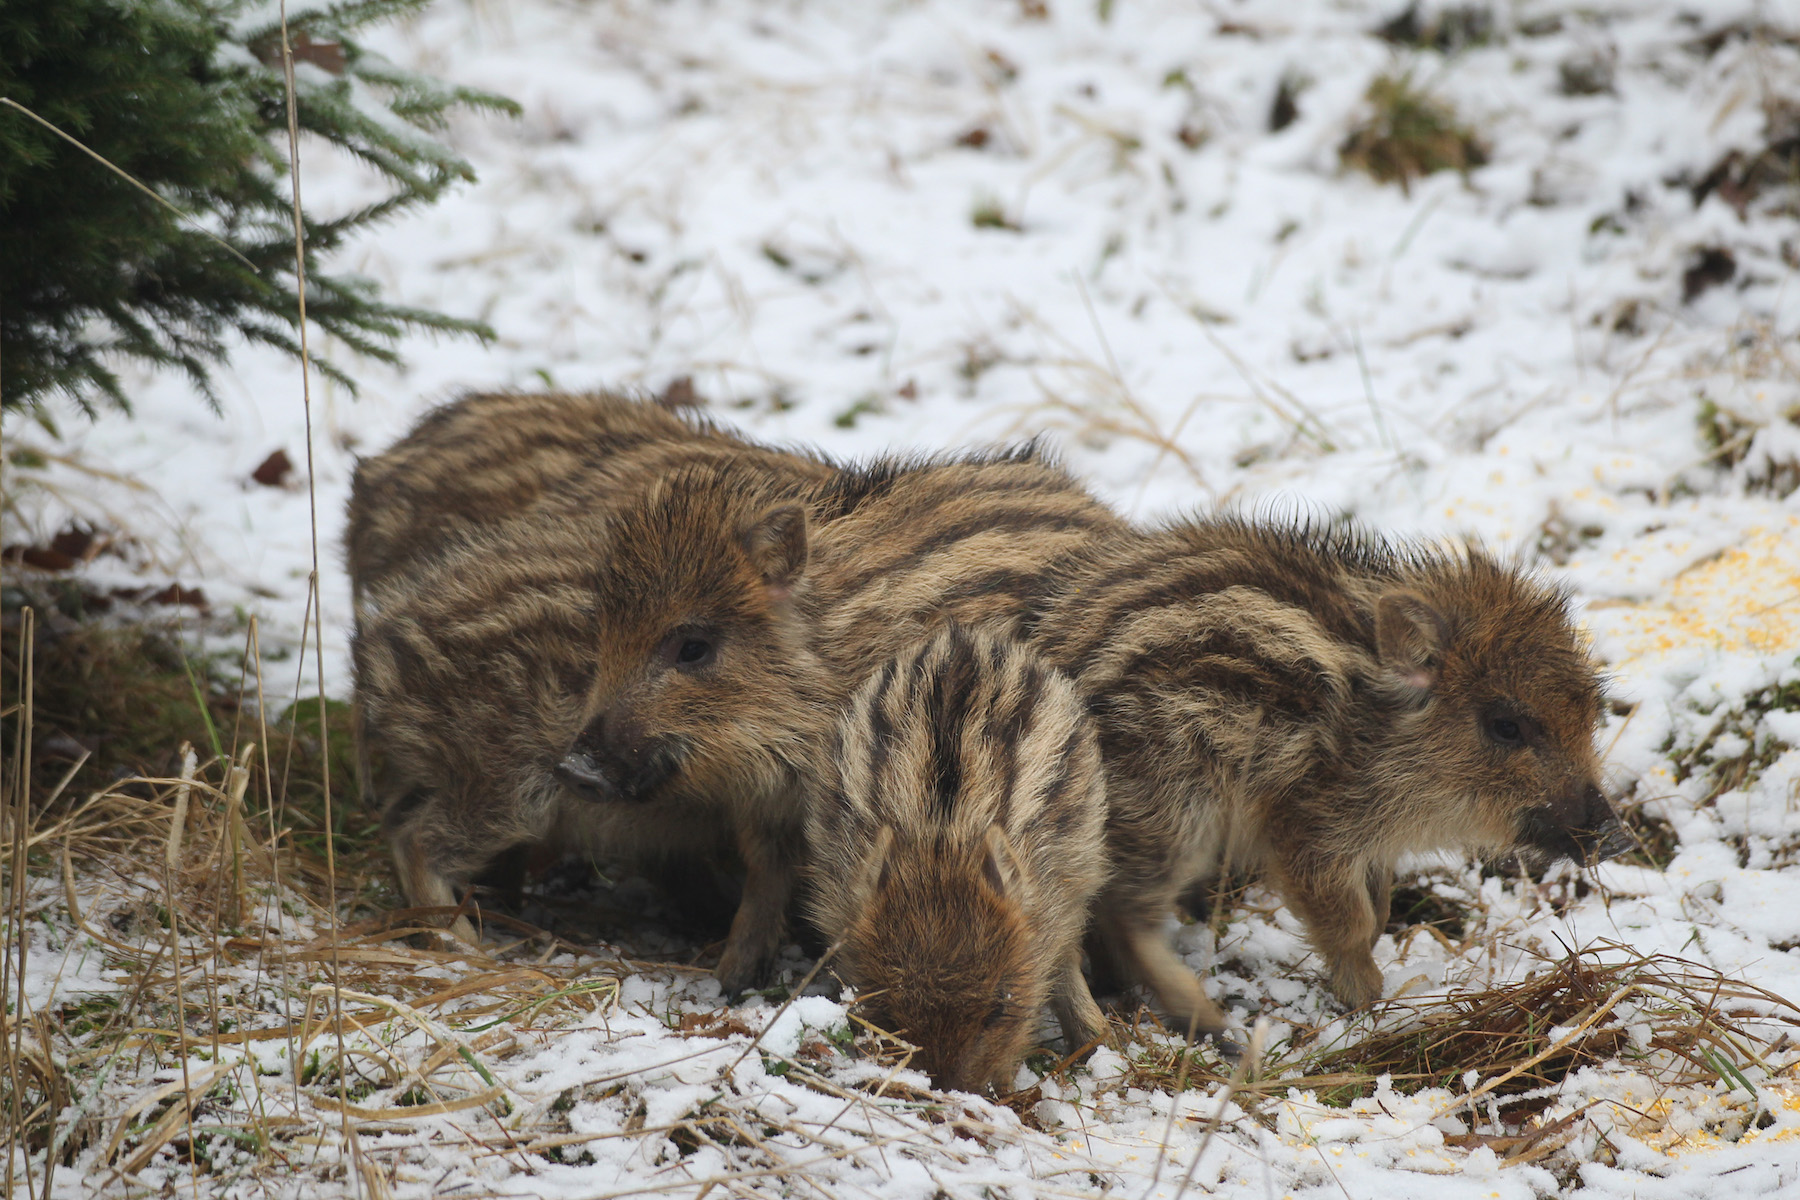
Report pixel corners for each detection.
[9,0,1800,1196]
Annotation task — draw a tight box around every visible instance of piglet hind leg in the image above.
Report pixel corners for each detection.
[713,824,799,999]
[389,820,482,947]
[1365,863,1393,951]
[1097,903,1232,1047]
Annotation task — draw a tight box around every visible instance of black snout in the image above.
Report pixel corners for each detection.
[1571,784,1631,864]
[554,719,687,804]
[1588,817,1634,863]
[1519,784,1630,865]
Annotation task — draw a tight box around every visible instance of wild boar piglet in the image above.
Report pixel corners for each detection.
[807,625,1110,1095]
[344,389,835,603]
[353,459,832,994]
[1032,517,1627,1030]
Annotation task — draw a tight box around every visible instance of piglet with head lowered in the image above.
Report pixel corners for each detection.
[807,624,1109,1094]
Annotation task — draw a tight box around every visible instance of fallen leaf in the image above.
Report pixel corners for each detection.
[49,525,100,561]
[251,449,294,487]
[3,544,75,571]
[145,583,208,609]
[658,376,703,410]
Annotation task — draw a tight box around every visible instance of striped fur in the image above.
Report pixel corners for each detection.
[352,459,832,991]
[807,625,1108,1094]
[344,389,837,603]
[1031,515,1624,1022]
[346,391,837,816]
[348,392,1127,993]
[553,447,1123,989]
[799,452,1126,675]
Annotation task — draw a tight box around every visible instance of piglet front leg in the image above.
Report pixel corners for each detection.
[714,822,800,998]
[1273,852,1385,1010]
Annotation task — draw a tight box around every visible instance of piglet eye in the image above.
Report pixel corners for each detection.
[1487,716,1523,745]
[658,628,718,671]
[983,990,1014,1029]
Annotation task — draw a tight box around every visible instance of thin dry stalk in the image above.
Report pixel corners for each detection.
[4,605,36,1199]
[243,617,300,1103]
[315,985,507,1107]
[1168,1018,1269,1200]
[1150,273,1342,455]
[19,1014,69,1198]
[991,291,1215,492]
[722,940,841,1080]
[276,4,356,1186]
[0,99,256,271]
[1143,999,1219,1193]
[162,745,202,1200]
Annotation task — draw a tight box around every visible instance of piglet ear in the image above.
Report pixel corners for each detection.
[1375,590,1450,695]
[741,502,809,598]
[980,824,1027,900]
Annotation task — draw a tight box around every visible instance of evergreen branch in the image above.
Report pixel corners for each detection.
[0,0,517,413]
[0,97,257,271]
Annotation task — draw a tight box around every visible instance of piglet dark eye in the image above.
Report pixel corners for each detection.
[658,628,719,672]
[1487,716,1523,745]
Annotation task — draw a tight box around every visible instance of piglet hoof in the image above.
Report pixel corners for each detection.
[424,914,482,951]
[714,948,777,1002]
[1328,958,1384,1013]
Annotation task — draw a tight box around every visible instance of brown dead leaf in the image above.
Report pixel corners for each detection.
[657,376,703,410]
[251,449,293,487]
[49,525,102,561]
[252,31,347,76]
[3,544,75,571]
[145,583,208,609]
[677,1011,755,1039]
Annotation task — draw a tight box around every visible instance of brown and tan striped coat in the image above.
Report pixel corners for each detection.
[555,446,1126,991]
[349,393,1126,994]
[353,459,831,991]
[1030,517,1627,1030]
[807,625,1109,1094]
[344,390,836,605]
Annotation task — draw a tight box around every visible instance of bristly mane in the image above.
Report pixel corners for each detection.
[1153,506,1571,589]
[808,438,1057,522]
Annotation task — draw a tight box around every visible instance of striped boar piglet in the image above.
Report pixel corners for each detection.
[808,625,1109,1094]
[1033,517,1625,1028]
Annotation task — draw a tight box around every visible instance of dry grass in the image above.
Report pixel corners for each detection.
[0,606,1071,1193]
[1278,942,1800,1105]
[1340,71,1489,195]
[0,708,622,1191]
[973,282,1352,502]
[1107,937,1800,1185]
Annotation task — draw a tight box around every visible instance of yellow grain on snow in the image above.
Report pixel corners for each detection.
[1588,516,1800,664]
